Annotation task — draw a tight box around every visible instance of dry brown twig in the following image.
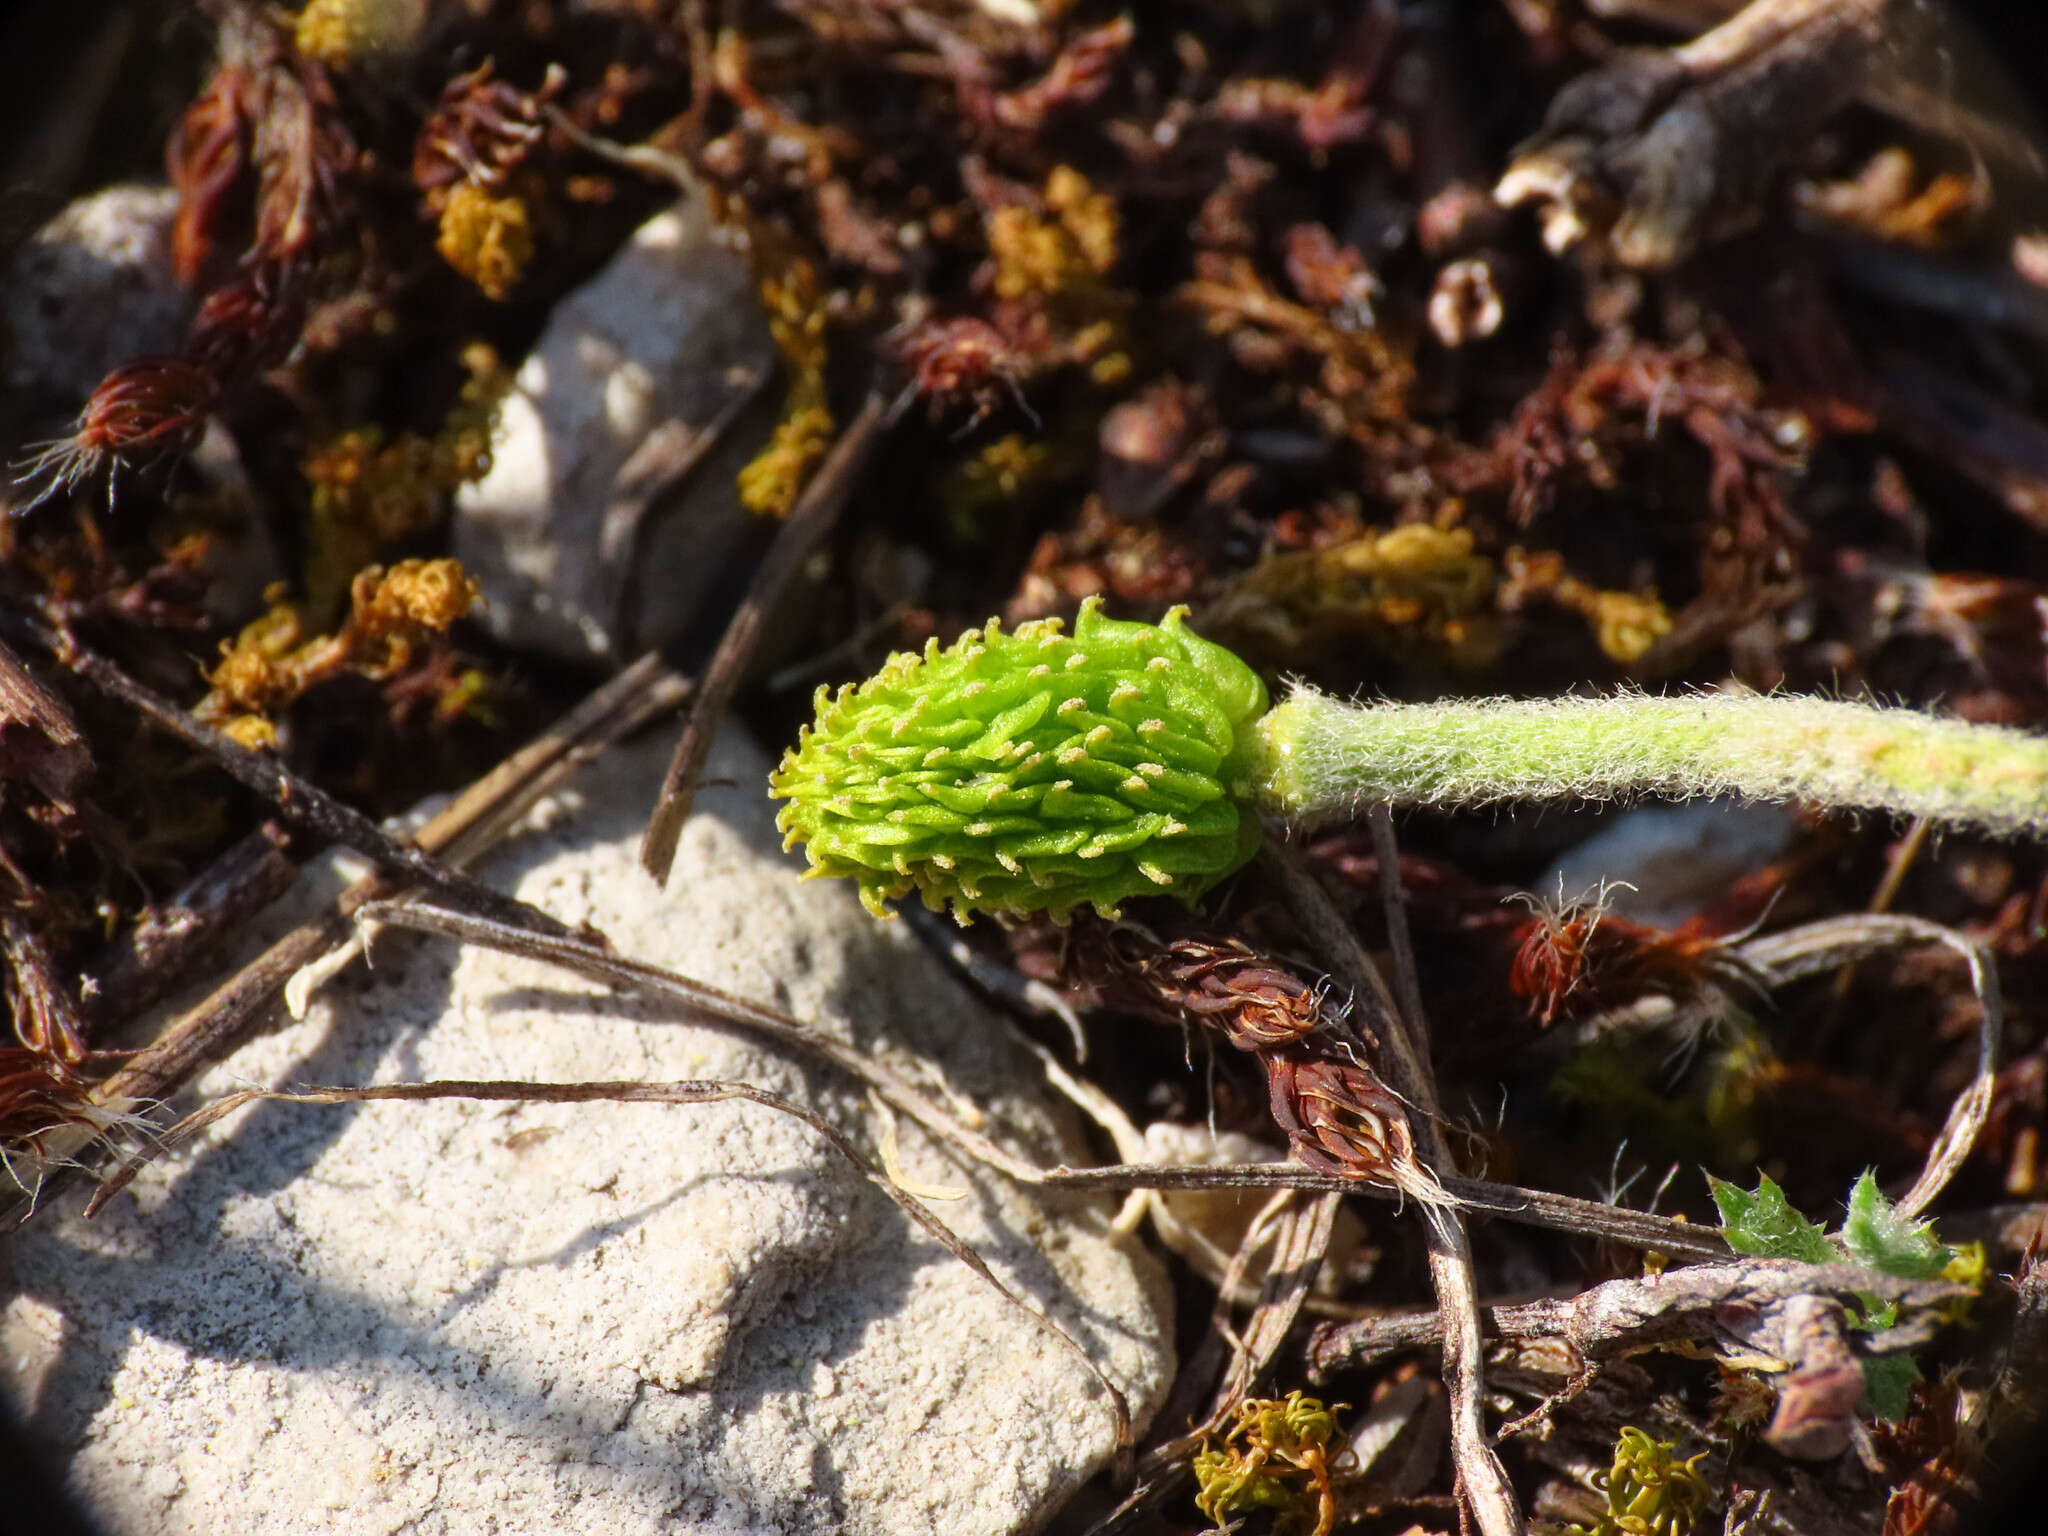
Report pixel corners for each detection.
[63,850,1755,1536]
[601,372,775,657]
[1308,1256,1963,1370]
[7,614,566,945]
[83,823,298,1029]
[1260,822,1524,1536]
[223,893,1729,1259]
[72,888,1712,1536]
[1744,913,2003,1219]
[59,856,1759,1524]
[640,387,903,883]
[1587,0,2047,172]
[97,1073,1134,1465]
[1310,1256,1966,1459]
[1517,0,2044,279]
[260,854,1678,1536]
[1499,0,1891,268]
[8,652,691,1210]
[1109,1184,1348,1514]
[1078,1203,1305,1536]
[0,634,90,809]
[95,718,2004,1535]
[956,983,1351,1322]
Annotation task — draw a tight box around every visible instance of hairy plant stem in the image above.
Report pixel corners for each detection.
[1252,687,2048,836]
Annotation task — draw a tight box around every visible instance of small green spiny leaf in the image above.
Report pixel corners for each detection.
[770,597,1269,921]
[1840,1170,1955,1280]
[1708,1172,1836,1265]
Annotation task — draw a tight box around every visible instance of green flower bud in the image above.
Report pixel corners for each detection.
[771,596,1270,921]
[773,599,2048,925]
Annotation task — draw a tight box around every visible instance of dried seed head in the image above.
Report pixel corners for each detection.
[1122,935,1322,1050]
[1508,885,1744,1026]
[1265,1049,1446,1205]
[771,597,1269,921]
[13,358,217,505]
[413,63,559,199]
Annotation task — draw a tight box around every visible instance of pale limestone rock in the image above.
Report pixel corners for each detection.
[453,203,773,662]
[3,184,187,404]
[1,731,1171,1535]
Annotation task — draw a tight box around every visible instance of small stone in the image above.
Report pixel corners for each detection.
[452,203,776,663]
[2,184,187,406]
[1535,799,1798,928]
[2,730,1170,1535]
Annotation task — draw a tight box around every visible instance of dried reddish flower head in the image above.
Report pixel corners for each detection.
[1060,919,1445,1203]
[1266,1048,1419,1186]
[173,19,358,275]
[166,61,258,285]
[893,316,1034,429]
[1509,891,1737,1026]
[15,263,308,507]
[14,359,217,506]
[1119,935,1322,1052]
[413,63,561,200]
[186,267,306,379]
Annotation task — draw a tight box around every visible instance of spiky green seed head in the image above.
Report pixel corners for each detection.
[771,596,1271,921]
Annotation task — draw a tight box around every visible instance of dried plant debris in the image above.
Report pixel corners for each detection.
[3,0,2048,1532]
[1058,914,1445,1204]
[1498,0,1893,270]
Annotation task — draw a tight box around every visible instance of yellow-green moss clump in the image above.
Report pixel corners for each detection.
[435,182,535,301]
[1193,1391,1344,1536]
[200,559,481,748]
[1564,1427,1709,1536]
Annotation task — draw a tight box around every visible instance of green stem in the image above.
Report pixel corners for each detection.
[774,603,2048,922]
[1252,687,2048,838]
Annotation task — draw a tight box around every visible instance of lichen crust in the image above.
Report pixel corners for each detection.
[770,596,1270,921]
